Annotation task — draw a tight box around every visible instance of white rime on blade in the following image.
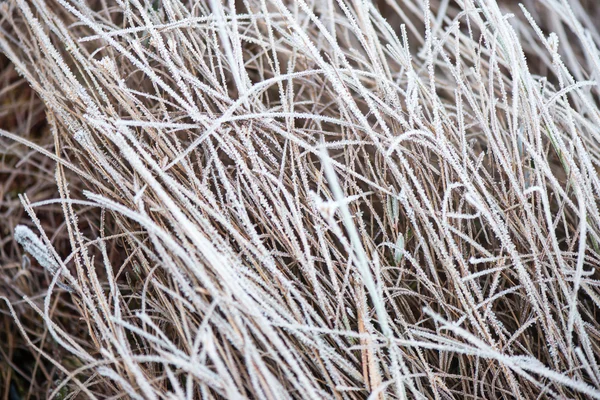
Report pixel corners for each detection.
[14,225,60,275]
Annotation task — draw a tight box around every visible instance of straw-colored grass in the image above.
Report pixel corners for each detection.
[2,0,600,398]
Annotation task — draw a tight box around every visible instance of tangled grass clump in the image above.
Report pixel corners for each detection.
[2,0,600,398]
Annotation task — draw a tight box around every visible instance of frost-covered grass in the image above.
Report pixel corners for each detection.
[2,0,600,398]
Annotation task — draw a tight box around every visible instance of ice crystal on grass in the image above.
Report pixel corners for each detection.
[14,225,59,275]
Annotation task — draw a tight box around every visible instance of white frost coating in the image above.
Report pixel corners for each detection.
[394,233,405,265]
[14,225,59,275]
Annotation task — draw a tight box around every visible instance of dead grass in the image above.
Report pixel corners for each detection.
[2,0,600,398]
